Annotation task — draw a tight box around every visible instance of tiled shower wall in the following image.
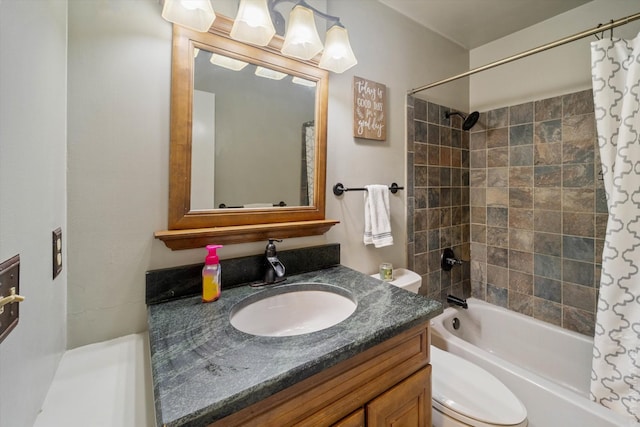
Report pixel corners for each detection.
[407,89,605,336]
[406,97,471,304]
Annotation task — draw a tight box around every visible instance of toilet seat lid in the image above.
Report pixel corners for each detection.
[431,346,527,425]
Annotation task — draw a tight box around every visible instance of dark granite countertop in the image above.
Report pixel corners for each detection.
[147,265,442,427]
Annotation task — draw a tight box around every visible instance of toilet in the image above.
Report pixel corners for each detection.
[372,268,528,427]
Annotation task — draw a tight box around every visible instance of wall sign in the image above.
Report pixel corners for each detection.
[353,76,386,141]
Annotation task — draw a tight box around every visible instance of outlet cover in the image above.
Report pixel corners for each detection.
[52,228,62,280]
[0,255,20,344]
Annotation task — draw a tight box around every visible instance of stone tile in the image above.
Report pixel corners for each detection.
[510,145,534,166]
[440,188,451,206]
[428,166,441,186]
[563,163,594,188]
[451,148,462,167]
[534,232,561,257]
[487,284,508,308]
[563,89,594,117]
[534,275,561,303]
[563,236,595,262]
[563,306,595,336]
[414,142,428,165]
[535,95,562,121]
[563,115,596,164]
[534,188,562,210]
[509,187,533,209]
[470,132,486,150]
[534,209,561,233]
[509,167,533,187]
[563,259,595,287]
[510,102,534,125]
[471,243,487,262]
[510,270,533,294]
[427,102,440,124]
[563,212,594,237]
[428,250,441,272]
[427,144,440,166]
[426,271,441,294]
[470,187,486,207]
[563,282,596,312]
[415,121,428,142]
[441,126,452,147]
[534,165,562,187]
[415,188,428,209]
[461,132,470,151]
[471,206,486,224]
[534,254,561,280]
[440,146,451,166]
[415,231,428,254]
[509,208,533,230]
[596,188,608,214]
[510,229,534,252]
[534,119,562,144]
[509,292,533,316]
[486,226,509,247]
[563,188,594,213]
[414,252,429,275]
[487,147,509,167]
[426,208,439,230]
[415,165,429,187]
[533,298,562,326]
[440,106,451,126]
[427,123,440,145]
[595,214,608,239]
[509,249,534,274]
[487,187,508,207]
[470,170,486,188]
[471,280,486,299]
[414,99,427,121]
[487,246,509,268]
[510,124,533,146]
[452,129,462,149]
[440,168,451,186]
[487,128,509,148]
[534,142,562,165]
[488,107,509,129]
[440,207,452,227]
[487,264,509,288]
[426,188,440,208]
[470,149,487,169]
[487,207,508,227]
[487,168,509,187]
[415,208,428,231]
[471,260,487,284]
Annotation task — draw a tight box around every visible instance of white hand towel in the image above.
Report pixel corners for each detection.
[363,184,393,248]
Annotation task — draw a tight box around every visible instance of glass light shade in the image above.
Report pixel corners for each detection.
[162,0,216,33]
[210,54,249,71]
[281,5,323,60]
[292,76,316,87]
[319,25,357,73]
[255,66,287,80]
[230,0,276,46]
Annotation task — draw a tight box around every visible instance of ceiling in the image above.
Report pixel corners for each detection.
[378,0,593,49]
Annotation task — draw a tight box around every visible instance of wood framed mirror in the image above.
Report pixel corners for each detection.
[155,17,338,250]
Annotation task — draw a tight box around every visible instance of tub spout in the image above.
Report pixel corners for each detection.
[447,294,468,309]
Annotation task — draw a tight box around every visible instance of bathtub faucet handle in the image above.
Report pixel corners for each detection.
[441,248,464,271]
[446,294,468,309]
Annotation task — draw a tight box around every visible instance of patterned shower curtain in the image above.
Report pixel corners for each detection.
[590,33,640,421]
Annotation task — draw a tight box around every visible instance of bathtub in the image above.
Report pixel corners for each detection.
[430,298,638,427]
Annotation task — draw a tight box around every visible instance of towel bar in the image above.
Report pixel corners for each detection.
[333,182,403,196]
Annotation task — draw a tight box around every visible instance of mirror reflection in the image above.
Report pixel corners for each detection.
[190,47,317,211]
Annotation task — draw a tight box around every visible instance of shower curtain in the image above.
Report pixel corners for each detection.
[590,32,640,421]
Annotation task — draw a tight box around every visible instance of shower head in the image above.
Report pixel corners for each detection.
[445,110,480,131]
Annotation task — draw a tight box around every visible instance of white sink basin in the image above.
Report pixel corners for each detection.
[230,283,357,337]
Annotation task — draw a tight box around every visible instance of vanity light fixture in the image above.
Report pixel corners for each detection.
[255,66,287,80]
[161,0,216,33]
[210,53,249,71]
[231,0,357,73]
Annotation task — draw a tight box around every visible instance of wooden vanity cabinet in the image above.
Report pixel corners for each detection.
[210,321,432,427]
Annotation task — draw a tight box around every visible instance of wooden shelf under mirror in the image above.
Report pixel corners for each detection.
[155,15,338,249]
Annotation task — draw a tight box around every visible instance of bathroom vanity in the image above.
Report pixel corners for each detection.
[147,263,441,426]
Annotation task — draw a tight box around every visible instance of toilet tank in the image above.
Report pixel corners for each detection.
[371,268,422,294]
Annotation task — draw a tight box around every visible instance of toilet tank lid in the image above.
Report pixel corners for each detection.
[370,268,421,289]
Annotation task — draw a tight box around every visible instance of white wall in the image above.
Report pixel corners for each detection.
[66,0,468,348]
[470,0,640,111]
[0,1,68,426]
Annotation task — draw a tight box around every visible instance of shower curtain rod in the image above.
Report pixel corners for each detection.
[408,11,640,95]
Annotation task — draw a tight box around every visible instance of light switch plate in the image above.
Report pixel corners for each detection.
[52,228,62,280]
[0,255,20,344]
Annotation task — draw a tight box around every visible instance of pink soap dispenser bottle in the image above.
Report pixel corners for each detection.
[202,244,222,303]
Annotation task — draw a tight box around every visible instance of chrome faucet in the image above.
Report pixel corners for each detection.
[264,239,286,285]
[441,248,463,271]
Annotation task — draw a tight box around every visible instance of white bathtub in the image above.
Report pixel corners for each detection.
[430,298,638,427]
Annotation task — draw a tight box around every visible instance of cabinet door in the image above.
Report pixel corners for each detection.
[366,366,431,427]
